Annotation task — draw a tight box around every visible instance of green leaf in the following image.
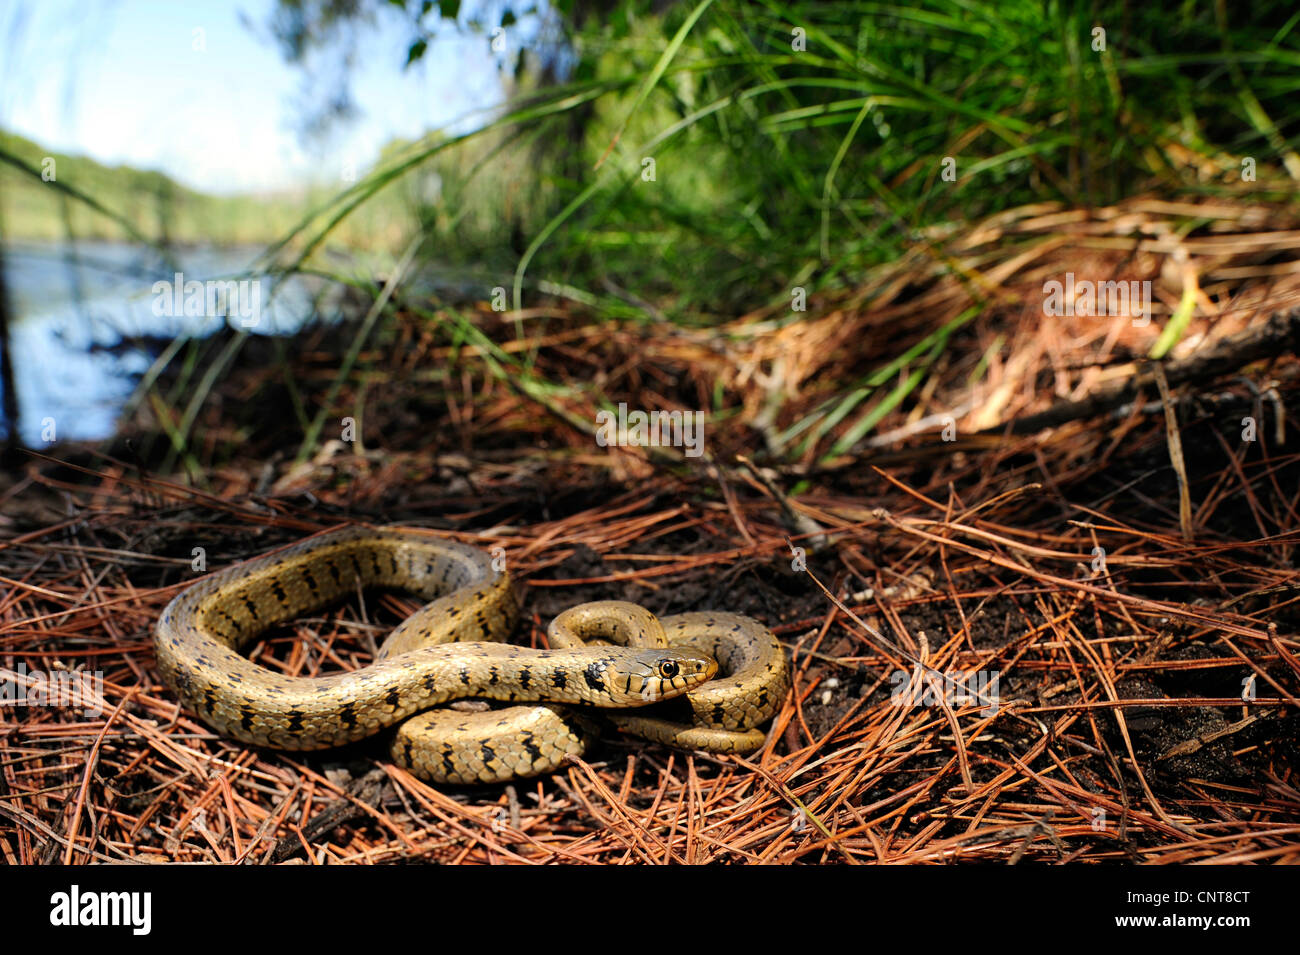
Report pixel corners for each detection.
[405,38,428,68]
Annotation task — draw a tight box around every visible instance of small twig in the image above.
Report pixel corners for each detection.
[1151,363,1194,540]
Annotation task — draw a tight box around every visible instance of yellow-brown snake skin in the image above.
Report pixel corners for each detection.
[154,527,788,784]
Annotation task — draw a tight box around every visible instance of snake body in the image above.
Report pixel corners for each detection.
[155,527,787,784]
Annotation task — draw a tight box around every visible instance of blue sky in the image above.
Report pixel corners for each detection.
[0,0,511,194]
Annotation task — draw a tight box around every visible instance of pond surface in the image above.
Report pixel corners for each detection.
[1,241,334,445]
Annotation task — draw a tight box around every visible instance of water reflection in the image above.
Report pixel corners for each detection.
[2,241,334,445]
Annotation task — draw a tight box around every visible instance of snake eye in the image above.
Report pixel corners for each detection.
[659,660,680,679]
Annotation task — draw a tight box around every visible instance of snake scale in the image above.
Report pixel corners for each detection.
[154,527,788,784]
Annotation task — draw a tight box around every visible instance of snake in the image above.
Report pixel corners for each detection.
[154,526,788,784]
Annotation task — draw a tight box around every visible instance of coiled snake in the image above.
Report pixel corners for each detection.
[154,527,788,784]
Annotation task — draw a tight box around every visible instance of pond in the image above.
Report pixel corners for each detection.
[1,241,336,446]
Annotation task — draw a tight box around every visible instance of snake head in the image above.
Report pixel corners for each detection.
[602,648,717,705]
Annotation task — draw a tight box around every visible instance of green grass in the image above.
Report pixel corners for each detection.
[12,1,1298,300]
[249,0,1300,317]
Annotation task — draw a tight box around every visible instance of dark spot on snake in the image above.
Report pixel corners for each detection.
[521,732,541,762]
[325,559,342,586]
[489,666,500,686]
[401,739,414,766]
[385,687,401,709]
[270,580,287,604]
[239,705,255,732]
[286,710,304,733]
[203,687,217,713]
[480,743,496,766]
[712,703,726,724]
[551,670,566,690]
[519,667,531,690]
[583,663,606,693]
[460,666,471,686]
[301,567,318,594]
[340,702,357,728]
[242,597,260,620]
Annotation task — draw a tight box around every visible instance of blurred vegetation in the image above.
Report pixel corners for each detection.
[260,0,1300,315]
[6,0,1298,314]
[5,0,1300,469]
[0,128,416,248]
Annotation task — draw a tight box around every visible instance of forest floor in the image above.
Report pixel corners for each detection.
[2,196,1298,863]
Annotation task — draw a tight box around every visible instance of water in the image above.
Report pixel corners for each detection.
[1,241,335,445]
